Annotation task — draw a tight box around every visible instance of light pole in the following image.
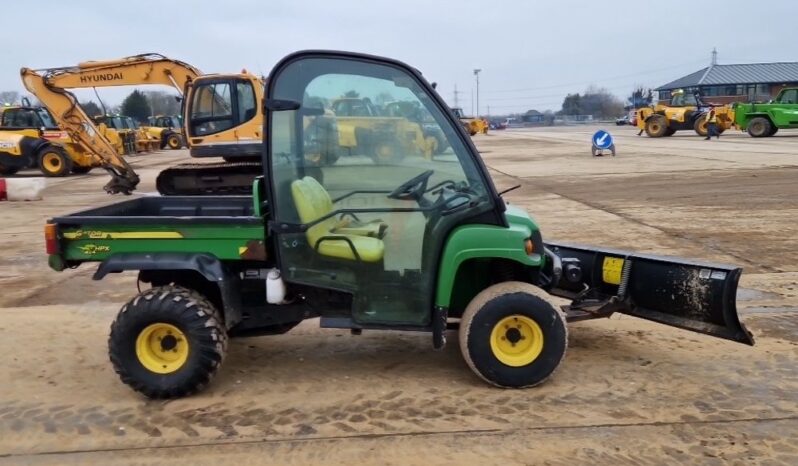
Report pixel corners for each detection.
[473,69,481,117]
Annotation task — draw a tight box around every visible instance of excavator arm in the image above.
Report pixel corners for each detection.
[19,54,203,194]
[21,68,139,194]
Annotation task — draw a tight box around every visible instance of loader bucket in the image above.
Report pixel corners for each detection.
[546,242,754,345]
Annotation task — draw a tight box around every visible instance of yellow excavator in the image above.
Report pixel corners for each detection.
[21,53,266,194]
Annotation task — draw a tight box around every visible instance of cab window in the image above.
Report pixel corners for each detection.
[237,82,257,123]
[190,82,234,135]
[780,89,797,104]
[2,109,39,128]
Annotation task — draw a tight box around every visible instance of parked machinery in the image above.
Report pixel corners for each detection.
[733,88,798,137]
[21,53,267,194]
[143,114,184,149]
[451,107,488,136]
[0,103,99,176]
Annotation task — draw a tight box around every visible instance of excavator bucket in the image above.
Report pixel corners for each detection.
[546,242,754,345]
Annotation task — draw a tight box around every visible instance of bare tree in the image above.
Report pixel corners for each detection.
[0,91,20,105]
[143,90,181,116]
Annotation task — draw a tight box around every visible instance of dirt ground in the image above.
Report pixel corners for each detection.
[1,126,797,465]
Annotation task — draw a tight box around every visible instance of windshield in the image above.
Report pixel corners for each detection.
[36,109,57,128]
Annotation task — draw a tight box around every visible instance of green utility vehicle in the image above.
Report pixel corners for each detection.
[734,88,798,137]
[45,51,754,399]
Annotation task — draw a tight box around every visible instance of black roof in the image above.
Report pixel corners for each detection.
[656,62,798,90]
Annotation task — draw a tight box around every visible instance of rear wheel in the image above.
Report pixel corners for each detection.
[37,147,72,177]
[694,115,708,137]
[459,282,568,388]
[644,115,668,137]
[71,165,93,175]
[370,137,404,165]
[166,133,183,150]
[747,117,772,137]
[0,165,19,175]
[108,286,228,399]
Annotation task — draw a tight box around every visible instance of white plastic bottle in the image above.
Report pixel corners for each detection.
[266,268,286,304]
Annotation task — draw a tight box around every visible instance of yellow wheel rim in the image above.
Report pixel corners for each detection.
[135,323,190,374]
[489,315,544,367]
[306,153,322,165]
[375,144,394,161]
[168,136,180,149]
[42,152,62,173]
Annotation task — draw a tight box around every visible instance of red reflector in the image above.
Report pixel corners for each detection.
[45,224,59,255]
[0,179,7,201]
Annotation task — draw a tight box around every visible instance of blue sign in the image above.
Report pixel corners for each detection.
[592,130,613,150]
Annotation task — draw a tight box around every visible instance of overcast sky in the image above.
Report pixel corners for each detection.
[4,0,797,115]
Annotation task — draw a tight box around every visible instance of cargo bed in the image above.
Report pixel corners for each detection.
[48,196,266,268]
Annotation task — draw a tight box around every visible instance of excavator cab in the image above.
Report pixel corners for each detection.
[186,75,261,159]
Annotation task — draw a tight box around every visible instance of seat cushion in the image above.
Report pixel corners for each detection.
[291,177,385,262]
[316,234,384,263]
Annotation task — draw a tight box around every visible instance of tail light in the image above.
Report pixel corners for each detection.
[44,223,59,255]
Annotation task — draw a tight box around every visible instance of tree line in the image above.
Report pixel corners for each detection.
[0,88,180,123]
[81,90,181,122]
[516,86,654,122]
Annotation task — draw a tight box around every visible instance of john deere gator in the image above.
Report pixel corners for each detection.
[45,50,753,399]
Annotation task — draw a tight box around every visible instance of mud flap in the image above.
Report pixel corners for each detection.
[546,242,754,345]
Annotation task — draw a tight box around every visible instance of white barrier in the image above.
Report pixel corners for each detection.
[0,178,46,201]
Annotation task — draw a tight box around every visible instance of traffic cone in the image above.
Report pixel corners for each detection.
[0,177,46,201]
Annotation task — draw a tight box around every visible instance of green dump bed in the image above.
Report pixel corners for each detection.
[48,196,265,269]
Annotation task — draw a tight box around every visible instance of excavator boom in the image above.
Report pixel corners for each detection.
[20,54,204,194]
[44,53,202,93]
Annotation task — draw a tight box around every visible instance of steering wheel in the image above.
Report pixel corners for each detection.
[387,170,435,201]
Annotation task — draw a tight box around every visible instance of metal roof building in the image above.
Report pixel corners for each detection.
[655,62,798,104]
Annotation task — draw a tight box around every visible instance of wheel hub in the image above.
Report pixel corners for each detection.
[489,315,544,367]
[135,323,189,374]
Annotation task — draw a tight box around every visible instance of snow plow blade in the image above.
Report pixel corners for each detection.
[546,242,754,345]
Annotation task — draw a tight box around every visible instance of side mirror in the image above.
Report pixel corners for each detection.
[264,99,301,111]
[300,107,325,117]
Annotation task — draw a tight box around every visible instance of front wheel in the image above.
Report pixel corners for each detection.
[166,133,183,150]
[747,117,772,138]
[459,282,568,388]
[37,147,72,177]
[108,286,228,399]
[644,115,668,137]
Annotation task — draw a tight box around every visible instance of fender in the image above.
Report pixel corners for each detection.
[93,252,242,327]
[435,208,544,309]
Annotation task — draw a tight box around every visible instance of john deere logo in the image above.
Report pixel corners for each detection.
[79,72,124,84]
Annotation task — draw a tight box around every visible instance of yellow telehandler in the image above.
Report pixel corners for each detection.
[0,103,100,176]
